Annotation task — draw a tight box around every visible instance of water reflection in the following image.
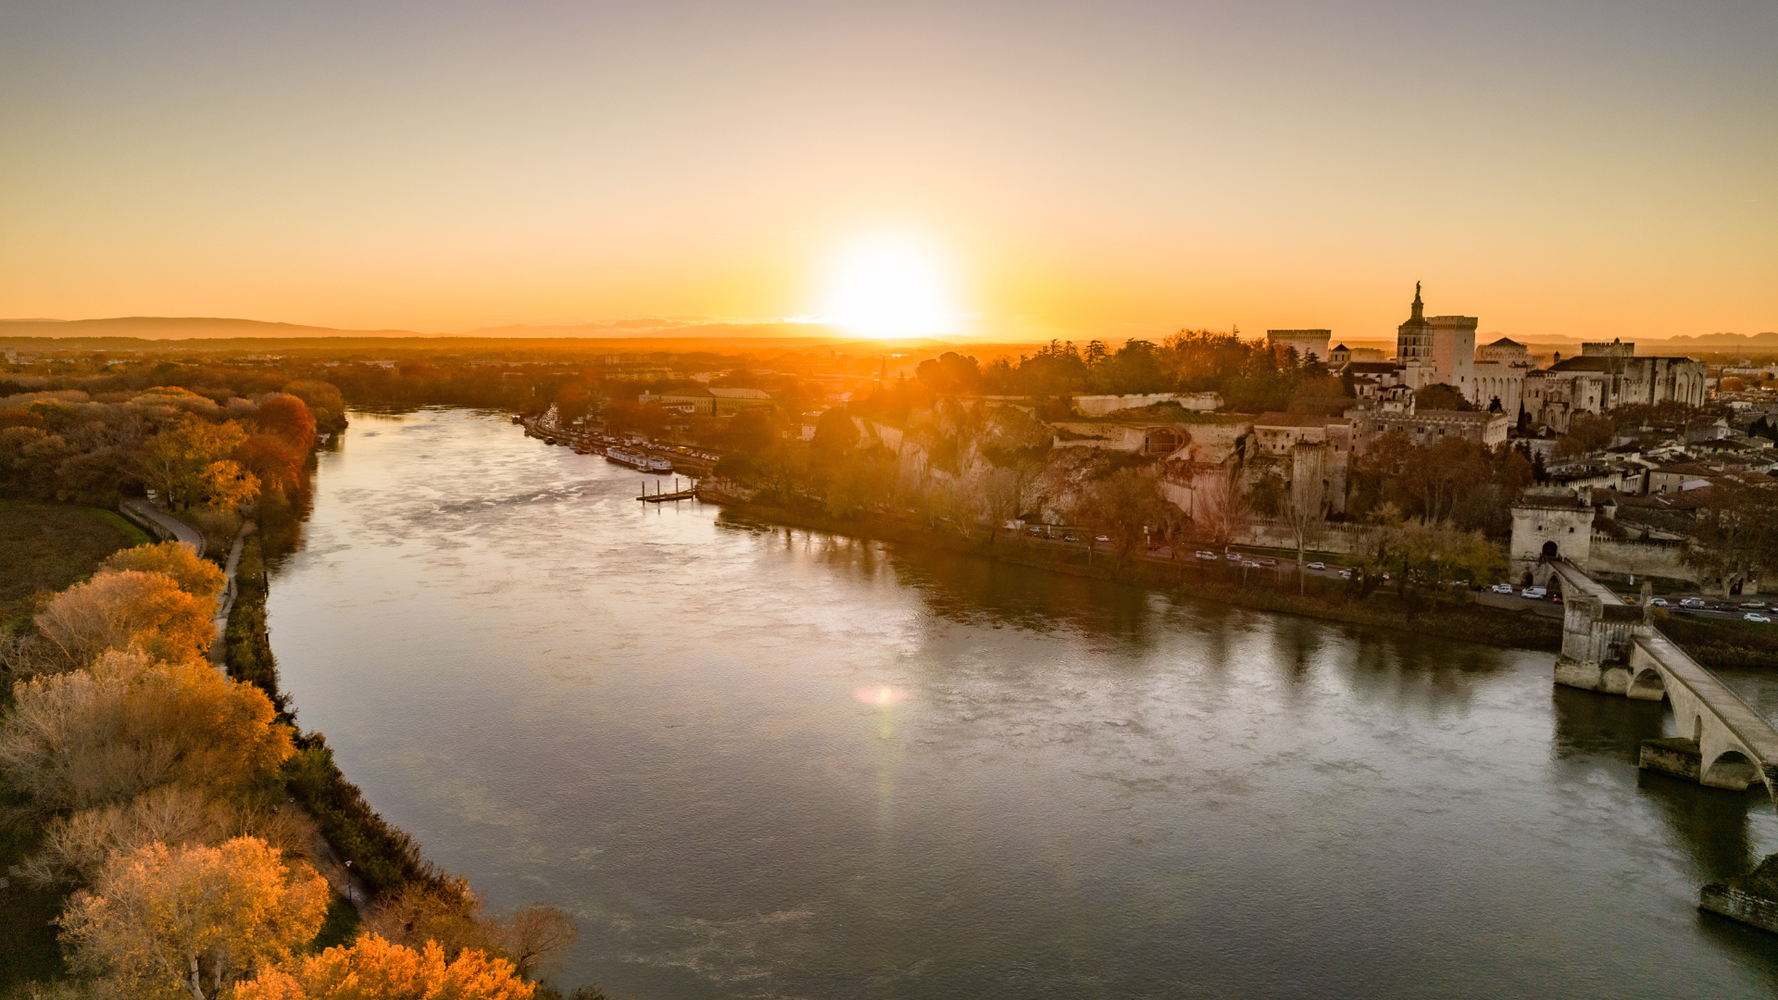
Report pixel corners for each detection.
[267,410,1778,1000]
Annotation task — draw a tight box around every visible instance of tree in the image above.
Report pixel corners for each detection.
[824,451,895,519]
[235,935,535,1000]
[967,463,1026,543]
[0,650,294,810]
[99,543,226,605]
[1685,482,1778,595]
[1413,383,1477,412]
[253,395,317,454]
[1074,466,1166,559]
[1192,466,1252,549]
[491,905,580,980]
[914,352,982,395]
[1282,445,1327,591]
[136,420,254,512]
[1555,411,1614,458]
[34,570,217,670]
[235,435,304,496]
[59,837,329,1000]
[21,782,305,887]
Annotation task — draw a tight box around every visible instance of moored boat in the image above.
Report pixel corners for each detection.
[605,447,675,473]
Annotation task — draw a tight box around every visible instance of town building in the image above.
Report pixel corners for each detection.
[1267,329,1332,365]
[1477,337,1531,364]
[1251,412,1352,513]
[1345,388,1510,448]
[640,386,774,416]
[1523,341,1707,432]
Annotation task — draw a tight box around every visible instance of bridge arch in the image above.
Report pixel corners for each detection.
[1703,749,1760,791]
[1628,668,1665,701]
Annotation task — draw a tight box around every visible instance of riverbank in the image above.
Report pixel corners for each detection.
[715,498,1564,654]
[225,534,447,905]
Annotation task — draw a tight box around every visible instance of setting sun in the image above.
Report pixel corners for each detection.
[819,235,959,338]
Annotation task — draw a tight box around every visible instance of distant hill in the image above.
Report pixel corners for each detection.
[0,317,432,340]
[0,316,870,343]
[1643,332,1778,349]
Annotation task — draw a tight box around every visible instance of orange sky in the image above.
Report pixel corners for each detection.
[1,0,1773,342]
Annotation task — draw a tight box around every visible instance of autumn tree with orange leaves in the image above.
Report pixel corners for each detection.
[0,649,293,810]
[235,935,535,1000]
[98,541,227,605]
[33,570,217,670]
[137,419,259,512]
[60,836,329,1000]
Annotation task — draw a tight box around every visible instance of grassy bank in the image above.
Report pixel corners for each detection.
[0,500,149,630]
[1654,613,1778,670]
[721,500,1564,653]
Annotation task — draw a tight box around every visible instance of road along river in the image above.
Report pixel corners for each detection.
[267,409,1778,999]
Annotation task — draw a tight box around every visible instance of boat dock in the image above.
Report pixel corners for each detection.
[638,478,699,503]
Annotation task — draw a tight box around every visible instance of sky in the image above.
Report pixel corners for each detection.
[1,0,1774,342]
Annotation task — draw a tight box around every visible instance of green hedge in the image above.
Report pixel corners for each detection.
[1655,612,1778,669]
[282,735,445,896]
[224,536,290,719]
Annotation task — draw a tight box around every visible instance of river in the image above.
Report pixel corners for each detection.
[267,408,1778,998]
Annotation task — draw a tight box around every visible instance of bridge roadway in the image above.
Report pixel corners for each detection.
[1541,560,1778,801]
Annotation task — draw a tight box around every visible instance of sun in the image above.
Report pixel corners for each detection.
[820,235,958,338]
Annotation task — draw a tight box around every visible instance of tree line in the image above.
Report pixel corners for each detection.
[0,538,586,1000]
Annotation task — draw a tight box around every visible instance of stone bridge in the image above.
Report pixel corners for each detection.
[1533,560,1778,800]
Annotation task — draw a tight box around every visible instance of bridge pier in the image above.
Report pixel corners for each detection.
[1544,559,1778,934]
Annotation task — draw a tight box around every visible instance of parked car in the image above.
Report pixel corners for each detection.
[1062,534,1079,542]
[1339,569,1354,580]
[1521,587,1547,599]
[1648,597,1668,606]
[1195,550,1218,560]
[1741,602,1767,610]
[1745,613,1772,624]
[1241,560,1261,569]
[1680,597,1707,608]
[1307,562,1326,570]
[1094,534,1109,543]
[1256,557,1278,567]
[1491,583,1515,594]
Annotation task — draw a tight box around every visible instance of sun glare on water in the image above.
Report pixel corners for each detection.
[821,235,959,338]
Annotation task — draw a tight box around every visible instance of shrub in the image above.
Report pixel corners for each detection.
[33,570,216,670]
[98,542,226,605]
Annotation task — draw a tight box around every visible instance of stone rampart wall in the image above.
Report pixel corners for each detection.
[1587,537,1696,583]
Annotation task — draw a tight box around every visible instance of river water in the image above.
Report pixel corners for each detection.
[268,409,1778,998]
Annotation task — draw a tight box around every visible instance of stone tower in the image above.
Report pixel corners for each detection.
[1396,283,1435,386]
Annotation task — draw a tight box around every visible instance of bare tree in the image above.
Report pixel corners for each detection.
[1283,444,1327,593]
[1193,464,1252,550]
[493,904,581,980]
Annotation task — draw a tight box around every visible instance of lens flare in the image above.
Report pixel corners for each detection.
[854,685,907,706]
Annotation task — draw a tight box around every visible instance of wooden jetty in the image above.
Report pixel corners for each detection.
[638,478,699,503]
